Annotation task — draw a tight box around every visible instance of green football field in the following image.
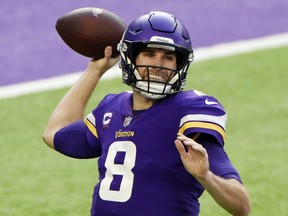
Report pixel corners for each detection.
[1,46,287,215]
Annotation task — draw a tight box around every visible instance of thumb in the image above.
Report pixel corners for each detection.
[104,46,120,66]
[103,46,113,62]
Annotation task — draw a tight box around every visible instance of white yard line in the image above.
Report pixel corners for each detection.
[1,33,288,100]
[194,33,288,62]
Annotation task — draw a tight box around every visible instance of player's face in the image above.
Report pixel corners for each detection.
[135,48,177,83]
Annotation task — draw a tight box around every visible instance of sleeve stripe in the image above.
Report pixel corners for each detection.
[179,114,227,130]
[178,121,226,141]
[86,113,96,126]
[84,113,98,138]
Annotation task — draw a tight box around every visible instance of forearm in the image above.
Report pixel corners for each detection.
[198,171,250,216]
[51,68,101,122]
[42,46,119,148]
[42,68,101,148]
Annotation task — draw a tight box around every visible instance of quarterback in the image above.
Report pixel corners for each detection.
[43,11,250,216]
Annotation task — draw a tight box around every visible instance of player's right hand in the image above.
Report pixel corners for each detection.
[87,46,120,77]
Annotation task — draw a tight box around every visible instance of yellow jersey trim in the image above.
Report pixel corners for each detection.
[84,118,98,138]
[178,121,226,141]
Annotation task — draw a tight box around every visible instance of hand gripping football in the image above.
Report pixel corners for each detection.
[55,7,127,59]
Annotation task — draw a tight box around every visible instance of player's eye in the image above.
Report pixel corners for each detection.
[165,54,176,61]
[142,51,155,58]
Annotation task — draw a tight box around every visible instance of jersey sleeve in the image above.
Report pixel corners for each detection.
[84,93,125,149]
[197,134,242,182]
[84,93,117,140]
[54,120,101,158]
[177,91,227,145]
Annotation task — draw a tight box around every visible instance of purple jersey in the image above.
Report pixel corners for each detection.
[82,90,241,216]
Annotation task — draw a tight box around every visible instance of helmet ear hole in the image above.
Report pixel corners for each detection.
[121,59,136,85]
[131,46,142,64]
[176,54,185,70]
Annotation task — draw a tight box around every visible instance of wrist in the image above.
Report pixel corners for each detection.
[197,170,214,186]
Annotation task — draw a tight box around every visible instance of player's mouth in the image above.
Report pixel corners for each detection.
[145,68,172,82]
[148,73,166,81]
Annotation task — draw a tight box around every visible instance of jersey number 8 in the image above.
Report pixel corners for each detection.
[99,141,136,202]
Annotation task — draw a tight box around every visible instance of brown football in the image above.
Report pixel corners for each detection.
[55,7,127,59]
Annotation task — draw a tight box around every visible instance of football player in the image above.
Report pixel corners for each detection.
[43,11,250,216]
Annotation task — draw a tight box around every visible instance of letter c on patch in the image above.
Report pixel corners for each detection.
[103,112,113,126]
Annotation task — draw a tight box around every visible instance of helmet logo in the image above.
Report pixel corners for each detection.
[150,36,174,44]
[149,36,175,51]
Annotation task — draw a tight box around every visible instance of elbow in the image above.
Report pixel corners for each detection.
[238,203,251,216]
[242,188,251,216]
[242,199,251,216]
[42,129,55,149]
[236,190,251,216]
[229,199,250,216]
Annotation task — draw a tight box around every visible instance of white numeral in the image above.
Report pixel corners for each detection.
[99,141,136,202]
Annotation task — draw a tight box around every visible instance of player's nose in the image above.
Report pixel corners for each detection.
[151,55,164,67]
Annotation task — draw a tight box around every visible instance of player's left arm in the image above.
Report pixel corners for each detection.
[175,133,250,216]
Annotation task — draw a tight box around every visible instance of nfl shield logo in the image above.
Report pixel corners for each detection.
[123,116,133,127]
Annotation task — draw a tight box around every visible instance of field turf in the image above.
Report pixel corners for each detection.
[1,46,287,215]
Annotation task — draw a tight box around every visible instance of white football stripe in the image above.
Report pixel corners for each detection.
[179,114,227,130]
[86,112,96,126]
[0,63,121,99]
[194,33,288,62]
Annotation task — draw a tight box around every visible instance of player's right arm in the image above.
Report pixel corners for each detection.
[42,46,119,149]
